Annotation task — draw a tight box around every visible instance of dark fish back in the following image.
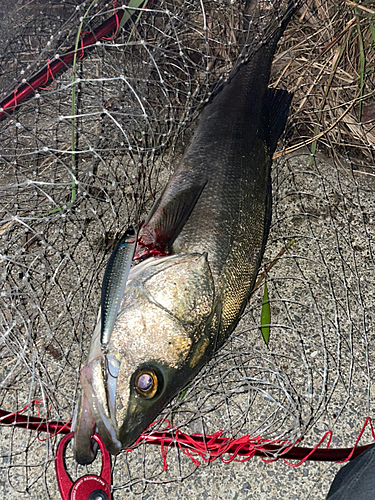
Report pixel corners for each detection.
[172,26,293,345]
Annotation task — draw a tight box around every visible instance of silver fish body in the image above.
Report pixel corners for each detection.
[73,3,295,463]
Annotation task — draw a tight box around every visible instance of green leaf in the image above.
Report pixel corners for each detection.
[261,282,271,345]
[356,15,365,122]
[119,0,148,30]
[70,1,97,205]
[41,0,147,218]
[309,28,350,165]
[371,24,375,46]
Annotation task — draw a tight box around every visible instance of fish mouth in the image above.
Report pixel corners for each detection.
[77,353,123,458]
[75,353,176,459]
[72,389,98,465]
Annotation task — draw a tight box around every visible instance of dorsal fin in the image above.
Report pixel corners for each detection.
[263,88,293,154]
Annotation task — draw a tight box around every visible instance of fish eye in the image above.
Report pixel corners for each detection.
[134,369,158,398]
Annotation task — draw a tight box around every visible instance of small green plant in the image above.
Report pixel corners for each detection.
[261,282,270,345]
[255,238,295,345]
[309,2,375,164]
[42,0,148,217]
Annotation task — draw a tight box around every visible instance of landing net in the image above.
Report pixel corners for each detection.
[0,0,375,498]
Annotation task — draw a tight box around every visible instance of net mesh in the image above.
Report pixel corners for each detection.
[0,0,375,498]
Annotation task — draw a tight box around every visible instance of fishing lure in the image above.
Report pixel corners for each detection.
[100,226,137,346]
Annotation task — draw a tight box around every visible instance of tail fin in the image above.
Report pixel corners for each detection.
[241,0,300,57]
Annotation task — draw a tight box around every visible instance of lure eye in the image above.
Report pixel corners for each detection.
[135,369,158,398]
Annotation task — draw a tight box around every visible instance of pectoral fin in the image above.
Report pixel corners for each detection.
[155,181,207,249]
[137,177,207,256]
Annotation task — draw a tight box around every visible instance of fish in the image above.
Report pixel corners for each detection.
[73,0,296,464]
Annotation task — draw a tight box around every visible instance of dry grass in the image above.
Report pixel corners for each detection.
[273,0,375,171]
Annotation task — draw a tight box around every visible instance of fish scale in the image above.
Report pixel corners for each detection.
[172,57,277,343]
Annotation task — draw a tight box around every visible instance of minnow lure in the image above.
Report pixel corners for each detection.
[100,226,137,346]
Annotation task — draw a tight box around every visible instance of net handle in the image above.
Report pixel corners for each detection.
[0,408,371,462]
[0,3,141,120]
